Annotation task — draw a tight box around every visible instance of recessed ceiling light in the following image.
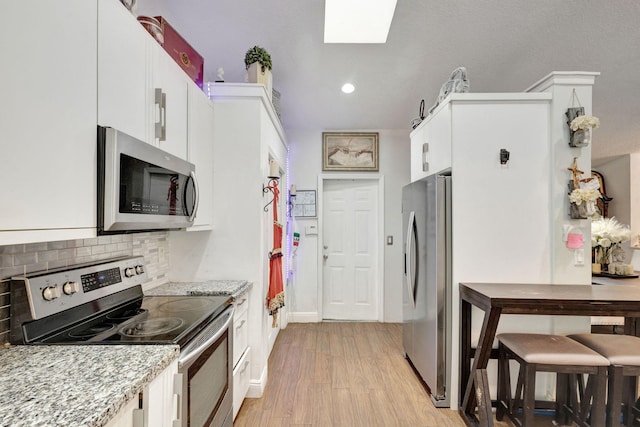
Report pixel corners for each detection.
[341,83,355,94]
[324,0,397,43]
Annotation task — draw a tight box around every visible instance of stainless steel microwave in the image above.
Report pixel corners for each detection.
[97,126,198,234]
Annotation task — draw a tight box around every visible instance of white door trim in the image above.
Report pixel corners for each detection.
[317,174,385,322]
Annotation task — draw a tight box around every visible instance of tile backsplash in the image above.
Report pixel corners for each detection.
[0,232,170,344]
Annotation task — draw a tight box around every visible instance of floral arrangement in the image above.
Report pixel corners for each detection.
[570,115,600,131]
[569,187,600,205]
[567,158,600,218]
[591,217,632,265]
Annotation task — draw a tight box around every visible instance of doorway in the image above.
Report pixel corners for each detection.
[319,175,384,321]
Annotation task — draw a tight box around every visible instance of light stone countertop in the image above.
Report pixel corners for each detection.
[0,344,179,427]
[146,279,252,300]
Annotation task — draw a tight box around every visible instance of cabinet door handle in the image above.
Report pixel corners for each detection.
[237,298,247,306]
[155,88,167,141]
[173,373,183,425]
[236,319,246,330]
[240,359,250,374]
[132,408,144,427]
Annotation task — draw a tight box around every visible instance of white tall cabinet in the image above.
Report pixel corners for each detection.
[168,83,288,404]
[409,73,598,407]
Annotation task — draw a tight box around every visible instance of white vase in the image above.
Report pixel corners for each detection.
[247,62,272,100]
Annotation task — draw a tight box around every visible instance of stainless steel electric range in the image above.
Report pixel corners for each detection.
[10,256,234,427]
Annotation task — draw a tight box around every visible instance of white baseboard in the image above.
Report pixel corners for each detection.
[287,311,320,323]
[246,365,267,398]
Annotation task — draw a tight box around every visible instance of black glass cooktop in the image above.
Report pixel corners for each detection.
[22,287,231,348]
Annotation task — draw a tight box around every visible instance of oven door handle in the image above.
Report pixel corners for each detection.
[178,306,234,368]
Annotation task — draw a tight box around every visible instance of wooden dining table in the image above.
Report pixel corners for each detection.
[459,282,640,427]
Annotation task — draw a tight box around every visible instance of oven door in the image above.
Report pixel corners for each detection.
[177,306,233,427]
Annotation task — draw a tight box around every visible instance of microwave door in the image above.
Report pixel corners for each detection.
[183,171,199,221]
[98,126,197,233]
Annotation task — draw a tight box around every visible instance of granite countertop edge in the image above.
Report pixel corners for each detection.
[146,279,253,300]
[0,345,179,427]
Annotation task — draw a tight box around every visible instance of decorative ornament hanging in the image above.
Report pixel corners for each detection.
[565,89,600,148]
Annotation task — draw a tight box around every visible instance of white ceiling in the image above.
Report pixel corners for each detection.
[136,0,640,162]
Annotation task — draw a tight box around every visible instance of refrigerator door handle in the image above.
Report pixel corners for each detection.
[405,211,417,308]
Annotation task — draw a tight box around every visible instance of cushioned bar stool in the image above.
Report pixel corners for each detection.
[496,333,609,427]
[569,334,640,427]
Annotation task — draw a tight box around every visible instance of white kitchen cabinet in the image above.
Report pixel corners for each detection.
[97,0,189,160]
[168,83,288,401]
[186,85,215,230]
[232,290,250,418]
[97,0,148,144]
[410,103,452,182]
[232,347,251,419]
[104,395,141,427]
[151,43,190,160]
[145,359,179,427]
[0,1,98,245]
[208,84,287,401]
[105,359,178,427]
[0,0,209,245]
[232,291,250,367]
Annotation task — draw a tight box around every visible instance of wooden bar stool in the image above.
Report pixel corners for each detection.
[496,333,609,427]
[569,334,640,427]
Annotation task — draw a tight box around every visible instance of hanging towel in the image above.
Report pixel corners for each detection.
[266,181,285,327]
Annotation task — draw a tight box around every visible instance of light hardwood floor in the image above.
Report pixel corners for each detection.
[233,322,558,427]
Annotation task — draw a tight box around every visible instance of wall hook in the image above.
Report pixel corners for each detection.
[263,178,279,212]
[500,149,510,165]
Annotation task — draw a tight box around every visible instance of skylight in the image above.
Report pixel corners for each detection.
[324,0,397,43]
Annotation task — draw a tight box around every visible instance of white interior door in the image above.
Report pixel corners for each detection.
[322,179,379,320]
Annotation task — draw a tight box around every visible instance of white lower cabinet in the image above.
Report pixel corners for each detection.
[104,394,141,427]
[233,347,251,420]
[232,291,250,418]
[233,305,249,368]
[105,359,179,427]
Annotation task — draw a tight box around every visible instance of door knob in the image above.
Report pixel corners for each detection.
[323,254,328,261]
[324,245,328,249]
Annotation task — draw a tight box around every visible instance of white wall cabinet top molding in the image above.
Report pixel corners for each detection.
[410,92,553,138]
[525,71,601,93]
[207,82,287,145]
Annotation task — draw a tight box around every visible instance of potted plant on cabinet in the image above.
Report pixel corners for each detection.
[245,45,273,99]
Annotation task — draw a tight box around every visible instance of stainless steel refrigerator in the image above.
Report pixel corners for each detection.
[402,173,452,407]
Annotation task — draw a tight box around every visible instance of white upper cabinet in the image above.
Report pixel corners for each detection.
[410,103,452,182]
[97,0,148,144]
[97,0,189,160]
[151,42,190,160]
[0,0,211,245]
[186,85,214,230]
[0,0,98,245]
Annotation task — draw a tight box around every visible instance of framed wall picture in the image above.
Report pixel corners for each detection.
[292,190,317,217]
[322,132,379,171]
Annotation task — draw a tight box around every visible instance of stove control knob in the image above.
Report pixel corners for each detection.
[42,285,61,301]
[124,267,135,278]
[62,281,80,295]
[135,265,144,275]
